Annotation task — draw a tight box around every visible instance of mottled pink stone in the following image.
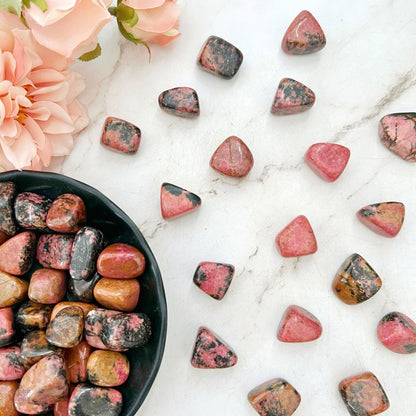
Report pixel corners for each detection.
[160,183,201,219]
[158,87,200,118]
[339,372,389,416]
[248,378,301,416]
[28,269,67,304]
[305,143,350,182]
[36,234,74,270]
[377,312,416,354]
[277,305,322,343]
[0,308,14,348]
[191,327,237,369]
[379,113,416,162]
[101,117,141,154]
[85,309,120,350]
[0,346,25,381]
[210,136,254,177]
[275,215,317,257]
[271,78,315,115]
[357,202,405,238]
[282,10,326,55]
[0,231,36,275]
[193,262,235,300]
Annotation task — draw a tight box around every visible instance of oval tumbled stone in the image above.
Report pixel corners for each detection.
[0,271,28,308]
[87,350,130,387]
[0,231,36,275]
[84,309,121,350]
[65,341,92,384]
[0,380,20,416]
[0,182,17,237]
[28,269,67,304]
[14,192,52,231]
[0,346,25,381]
[16,302,52,333]
[46,306,84,348]
[97,243,145,279]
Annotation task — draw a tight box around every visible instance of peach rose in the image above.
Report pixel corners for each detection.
[0,10,89,171]
[119,0,180,46]
[22,0,112,59]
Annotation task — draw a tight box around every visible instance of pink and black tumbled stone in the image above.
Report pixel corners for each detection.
[0,346,25,381]
[28,268,67,304]
[101,116,141,154]
[0,308,15,348]
[339,372,389,416]
[377,311,416,354]
[160,183,201,219]
[16,302,52,333]
[0,182,17,237]
[191,326,237,369]
[271,78,315,115]
[282,10,326,55]
[158,87,200,118]
[69,272,102,303]
[85,308,120,350]
[70,227,104,280]
[332,253,382,305]
[197,35,243,79]
[14,192,52,231]
[379,113,416,162]
[68,384,122,416]
[37,233,74,270]
[0,231,36,275]
[193,262,235,300]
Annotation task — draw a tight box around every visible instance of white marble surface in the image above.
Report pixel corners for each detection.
[58,0,416,414]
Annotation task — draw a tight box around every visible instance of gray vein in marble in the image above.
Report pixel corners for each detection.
[346,170,380,200]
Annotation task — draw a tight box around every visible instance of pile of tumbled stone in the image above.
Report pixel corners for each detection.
[0,181,150,415]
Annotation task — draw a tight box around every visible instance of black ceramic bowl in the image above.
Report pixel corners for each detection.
[0,170,167,416]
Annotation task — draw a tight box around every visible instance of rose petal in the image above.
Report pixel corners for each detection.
[123,0,166,10]
[34,101,75,134]
[134,0,179,33]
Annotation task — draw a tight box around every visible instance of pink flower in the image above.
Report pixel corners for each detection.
[22,0,112,59]
[0,10,88,171]
[120,0,180,46]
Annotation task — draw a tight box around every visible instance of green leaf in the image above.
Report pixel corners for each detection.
[0,0,23,15]
[117,19,151,61]
[30,0,47,12]
[78,43,102,62]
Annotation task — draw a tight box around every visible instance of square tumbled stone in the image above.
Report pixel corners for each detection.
[101,117,141,154]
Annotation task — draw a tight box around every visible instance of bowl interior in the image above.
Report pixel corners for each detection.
[0,170,167,416]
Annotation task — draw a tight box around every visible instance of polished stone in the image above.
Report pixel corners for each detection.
[0,308,14,348]
[87,350,130,387]
[0,181,17,237]
[0,346,25,381]
[65,341,92,383]
[159,87,200,118]
[84,308,121,350]
[160,182,201,219]
[68,272,102,303]
[28,268,67,304]
[14,192,52,231]
[51,302,96,320]
[16,302,52,333]
[37,233,74,270]
[101,116,141,154]
[0,231,36,275]
[0,381,19,416]
[0,271,29,308]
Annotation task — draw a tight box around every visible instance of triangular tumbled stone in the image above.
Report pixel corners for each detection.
[158,87,200,118]
[277,305,322,343]
[160,183,201,220]
[357,202,405,238]
[271,78,315,115]
[210,136,254,177]
[275,215,317,257]
[282,10,326,55]
[0,231,36,275]
[332,253,382,304]
[379,113,416,162]
[191,326,237,369]
[305,143,350,182]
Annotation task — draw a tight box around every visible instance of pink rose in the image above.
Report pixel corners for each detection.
[22,0,112,58]
[120,0,180,46]
[0,10,89,171]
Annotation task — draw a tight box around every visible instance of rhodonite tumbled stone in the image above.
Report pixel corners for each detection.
[54,397,70,416]
[0,381,19,416]
[193,262,235,300]
[305,143,350,182]
[51,302,96,320]
[28,268,67,304]
[0,182,17,237]
[70,227,104,280]
[277,305,322,343]
[275,215,317,257]
[160,182,201,219]
[68,272,102,303]
[14,192,52,231]
[68,384,122,416]
[0,231,36,275]
[101,116,141,154]
[46,306,84,348]
[46,194,87,233]
[332,253,382,305]
[158,87,200,118]
[357,202,405,238]
[0,271,28,307]
[377,311,416,354]
[210,136,254,177]
[14,354,68,412]
[191,326,237,369]
[339,372,389,416]
[248,378,301,416]
[85,308,121,350]
[16,302,52,332]
[0,346,25,381]
[379,113,416,162]
[271,78,315,115]
[37,234,74,269]
[282,10,326,55]
[93,277,140,312]
[97,243,145,279]
[0,308,14,347]
[87,350,130,387]
[197,35,243,79]
[0,231,8,245]
[65,341,92,383]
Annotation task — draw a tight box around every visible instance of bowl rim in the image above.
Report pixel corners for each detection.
[0,170,167,415]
